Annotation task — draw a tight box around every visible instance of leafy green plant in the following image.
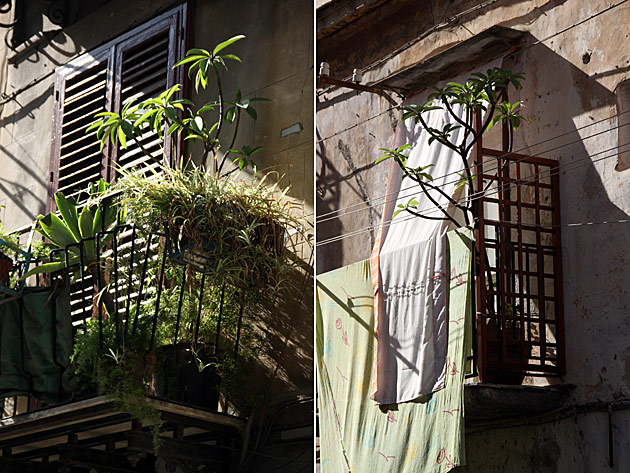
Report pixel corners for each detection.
[117,164,302,293]
[87,35,269,177]
[376,68,526,325]
[378,67,525,227]
[69,313,163,451]
[23,180,117,277]
[21,179,118,314]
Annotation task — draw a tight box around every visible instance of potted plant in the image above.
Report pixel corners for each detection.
[87,35,304,293]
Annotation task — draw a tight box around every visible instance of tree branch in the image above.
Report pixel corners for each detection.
[405,170,469,224]
[217,108,241,176]
[209,66,224,174]
[415,111,461,156]
[416,178,462,228]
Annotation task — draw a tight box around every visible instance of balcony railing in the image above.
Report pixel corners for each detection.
[0,222,249,420]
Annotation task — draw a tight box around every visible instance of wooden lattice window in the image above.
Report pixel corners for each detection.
[474,147,565,382]
[48,4,187,209]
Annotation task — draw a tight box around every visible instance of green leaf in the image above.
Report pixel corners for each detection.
[219,53,241,62]
[174,55,206,69]
[117,126,127,148]
[54,192,81,242]
[245,107,257,120]
[21,260,74,280]
[39,213,78,249]
[78,206,94,239]
[225,107,236,123]
[212,35,245,56]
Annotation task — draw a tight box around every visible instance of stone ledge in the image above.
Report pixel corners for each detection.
[464,383,574,423]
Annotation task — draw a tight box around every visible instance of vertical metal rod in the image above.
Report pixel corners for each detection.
[124,225,137,342]
[214,284,225,355]
[133,234,153,337]
[95,233,103,349]
[233,289,245,360]
[469,245,478,377]
[113,228,120,348]
[79,242,88,331]
[149,246,168,352]
[194,274,206,347]
[608,404,614,468]
[173,265,186,347]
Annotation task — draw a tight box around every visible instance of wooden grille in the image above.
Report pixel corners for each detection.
[475,148,565,381]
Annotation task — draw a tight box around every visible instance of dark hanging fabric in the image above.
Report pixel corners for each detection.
[0,282,72,403]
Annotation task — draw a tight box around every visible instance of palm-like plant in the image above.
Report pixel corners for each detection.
[23,179,118,313]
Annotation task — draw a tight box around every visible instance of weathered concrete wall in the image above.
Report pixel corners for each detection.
[462,408,630,472]
[317,0,630,470]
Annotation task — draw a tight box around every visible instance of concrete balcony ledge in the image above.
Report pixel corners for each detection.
[464,383,574,424]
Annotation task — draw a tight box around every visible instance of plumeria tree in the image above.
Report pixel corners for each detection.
[377,67,525,226]
[88,35,268,177]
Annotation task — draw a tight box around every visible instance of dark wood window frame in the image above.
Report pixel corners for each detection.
[47,4,187,211]
[473,115,566,383]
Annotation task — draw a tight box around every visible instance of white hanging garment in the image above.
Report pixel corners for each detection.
[371,60,499,404]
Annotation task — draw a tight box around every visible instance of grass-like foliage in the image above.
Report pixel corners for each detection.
[117,164,303,293]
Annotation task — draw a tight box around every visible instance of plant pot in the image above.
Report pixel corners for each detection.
[164,218,284,288]
[0,251,13,287]
[484,318,526,384]
[153,343,220,411]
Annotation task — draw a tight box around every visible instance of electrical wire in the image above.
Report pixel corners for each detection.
[316,0,630,223]
[317,140,630,246]
[316,139,630,247]
[317,111,629,223]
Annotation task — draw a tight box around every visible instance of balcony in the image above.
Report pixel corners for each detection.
[464,145,568,421]
[0,214,310,471]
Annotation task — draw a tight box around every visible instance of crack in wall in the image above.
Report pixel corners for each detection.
[337,139,375,248]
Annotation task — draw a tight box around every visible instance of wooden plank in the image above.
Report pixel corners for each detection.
[0,457,58,472]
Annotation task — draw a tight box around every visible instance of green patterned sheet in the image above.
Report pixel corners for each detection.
[316,228,472,473]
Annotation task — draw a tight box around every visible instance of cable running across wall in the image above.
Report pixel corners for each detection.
[317,140,630,245]
[318,112,630,223]
[316,139,630,247]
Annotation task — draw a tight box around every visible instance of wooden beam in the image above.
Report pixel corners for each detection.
[127,430,229,469]
[0,457,58,473]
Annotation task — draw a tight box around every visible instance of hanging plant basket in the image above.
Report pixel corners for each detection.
[118,166,298,292]
[164,215,285,288]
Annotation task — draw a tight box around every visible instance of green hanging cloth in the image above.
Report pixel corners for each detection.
[316,227,472,473]
[0,282,72,403]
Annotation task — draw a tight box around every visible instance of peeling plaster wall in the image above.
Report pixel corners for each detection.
[317,0,630,470]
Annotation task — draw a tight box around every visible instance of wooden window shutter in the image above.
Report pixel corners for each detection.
[48,4,187,210]
[48,47,114,211]
[111,7,187,178]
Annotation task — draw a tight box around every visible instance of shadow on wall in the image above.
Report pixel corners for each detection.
[316,0,569,80]
[506,38,630,390]
[315,128,343,275]
[316,26,630,390]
